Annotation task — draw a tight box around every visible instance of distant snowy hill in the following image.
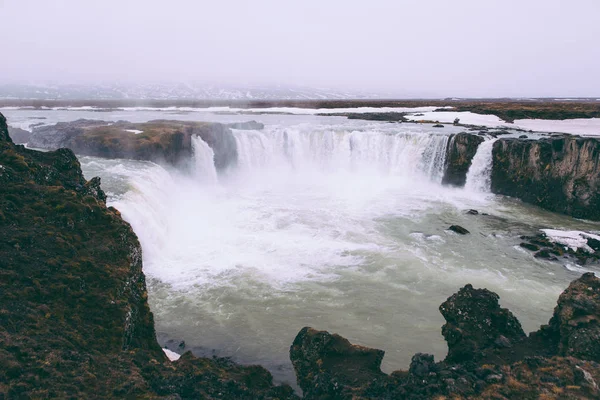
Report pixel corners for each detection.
[0,83,384,100]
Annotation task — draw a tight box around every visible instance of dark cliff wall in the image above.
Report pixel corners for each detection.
[0,113,296,399]
[442,133,485,186]
[491,136,600,221]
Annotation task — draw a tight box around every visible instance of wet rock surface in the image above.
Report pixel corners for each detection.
[442,133,485,186]
[449,225,470,234]
[520,232,600,265]
[491,135,600,221]
[439,285,526,362]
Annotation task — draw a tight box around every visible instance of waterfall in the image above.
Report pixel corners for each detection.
[464,138,498,192]
[191,135,218,183]
[230,127,450,182]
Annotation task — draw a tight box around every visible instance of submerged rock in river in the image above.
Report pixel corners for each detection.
[448,225,470,234]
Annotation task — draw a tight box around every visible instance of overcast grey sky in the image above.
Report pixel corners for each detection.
[1,0,599,97]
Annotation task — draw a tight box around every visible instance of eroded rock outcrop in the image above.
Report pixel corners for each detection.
[442,133,485,186]
[0,113,296,399]
[536,272,600,362]
[491,136,600,221]
[28,119,240,170]
[439,284,526,362]
[291,273,600,399]
[290,327,386,398]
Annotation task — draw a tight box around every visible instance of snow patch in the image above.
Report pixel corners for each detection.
[541,229,600,252]
[512,118,600,137]
[163,348,181,361]
[125,129,143,134]
[405,111,509,127]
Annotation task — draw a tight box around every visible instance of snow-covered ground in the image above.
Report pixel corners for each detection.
[405,111,600,136]
[513,118,600,137]
[405,111,510,128]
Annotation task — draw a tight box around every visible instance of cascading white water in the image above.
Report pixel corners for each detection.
[464,138,498,192]
[78,120,587,389]
[191,135,218,183]
[232,127,450,182]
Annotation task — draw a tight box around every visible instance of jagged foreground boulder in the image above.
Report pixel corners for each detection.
[439,284,526,363]
[0,112,296,399]
[291,274,600,399]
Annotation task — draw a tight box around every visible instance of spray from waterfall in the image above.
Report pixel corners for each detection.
[464,138,498,192]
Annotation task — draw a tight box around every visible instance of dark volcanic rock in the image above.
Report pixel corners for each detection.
[543,272,600,362]
[534,249,559,260]
[439,284,526,362]
[588,238,600,252]
[442,133,485,186]
[0,113,296,399]
[491,136,600,221]
[0,113,10,142]
[7,126,31,144]
[520,242,540,252]
[448,225,470,234]
[290,327,386,398]
[433,123,444,128]
[520,232,599,265]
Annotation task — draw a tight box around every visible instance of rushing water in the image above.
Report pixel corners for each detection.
[465,138,498,193]
[4,108,600,387]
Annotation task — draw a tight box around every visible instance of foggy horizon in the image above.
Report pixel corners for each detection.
[1,0,599,98]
